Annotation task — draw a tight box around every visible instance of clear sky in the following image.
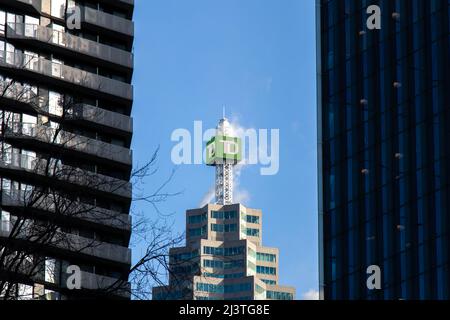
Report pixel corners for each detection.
[131,0,318,300]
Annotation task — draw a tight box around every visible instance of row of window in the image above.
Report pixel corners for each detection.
[172,250,199,262]
[171,264,198,275]
[203,259,245,270]
[196,296,253,300]
[203,272,245,279]
[188,211,259,225]
[211,223,237,233]
[203,246,245,256]
[245,228,260,237]
[187,213,207,224]
[245,215,260,224]
[256,253,277,263]
[261,279,277,285]
[188,225,207,237]
[256,266,277,275]
[266,291,293,300]
[0,175,125,214]
[196,282,252,294]
[211,210,238,220]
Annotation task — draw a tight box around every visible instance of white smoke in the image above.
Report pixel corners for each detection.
[233,163,250,205]
[199,186,215,207]
[229,115,251,205]
[302,289,320,300]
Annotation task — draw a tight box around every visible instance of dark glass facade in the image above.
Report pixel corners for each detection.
[317,0,450,299]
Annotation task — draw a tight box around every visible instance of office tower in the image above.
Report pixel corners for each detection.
[0,0,134,299]
[153,118,295,300]
[317,0,449,299]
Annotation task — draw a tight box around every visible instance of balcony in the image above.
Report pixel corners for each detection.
[67,104,133,134]
[1,190,131,232]
[0,50,133,101]
[1,0,41,13]
[62,232,132,265]
[0,227,131,265]
[0,81,132,135]
[64,271,130,298]
[0,76,40,106]
[6,23,133,70]
[4,122,132,166]
[82,6,134,37]
[0,153,132,199]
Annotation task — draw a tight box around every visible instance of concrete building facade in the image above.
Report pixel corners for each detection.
[0,0,134,299]
[153,203,295,300]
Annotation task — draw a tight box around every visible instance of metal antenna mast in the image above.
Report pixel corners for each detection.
[215,118,233,204]
[206,114,242,205]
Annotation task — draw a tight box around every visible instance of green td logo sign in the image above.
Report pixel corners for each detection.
[206,135,242,165]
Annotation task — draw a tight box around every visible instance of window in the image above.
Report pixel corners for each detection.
[51,0,66,19]
[48,91,63,116]
[245,228,259,237]
[17,284,33,300]
[196,282,251,294]
[51,23,65,44]
[261,279,276,285]
[0,11,5,36]
[256,266,276,275]
[203,246,244,256]
[245,215,260,224]
[1,210,11,232]
[211,223,237,233]
[266,291,293,300]
[45,258,58,284]
[203,259,244,270]
[203,259,223,269]
[211,210,237,219]
[188,213,207,224]
[188,225,206,237]
[172,250,198,262]
[256,252,276,263]
[203,272,245,279]
[22,113,37,125]
[24,16,39,37]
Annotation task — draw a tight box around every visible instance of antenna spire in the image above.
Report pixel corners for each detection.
[222,105,226,119]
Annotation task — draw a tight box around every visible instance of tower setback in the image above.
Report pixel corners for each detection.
[153,118,295,300]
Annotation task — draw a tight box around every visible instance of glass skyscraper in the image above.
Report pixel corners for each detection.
[0,0,134,299]
[317,0,449,299]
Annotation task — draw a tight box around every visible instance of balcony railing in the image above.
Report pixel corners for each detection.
[0,77,40,105]
[6,23,133,69]
[0,50,133,101]
[82,6,134,37]
[67,104,132,133]
[1,190,131,231]
[0,227,131,265]
[0,81,132,134]
[64,271,130,298]
[0,152,132,198]
[3,122,132,165]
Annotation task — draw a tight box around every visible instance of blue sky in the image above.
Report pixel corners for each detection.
[131,0,318,300]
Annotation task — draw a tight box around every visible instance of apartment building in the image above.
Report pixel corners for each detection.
[0,0,134,299]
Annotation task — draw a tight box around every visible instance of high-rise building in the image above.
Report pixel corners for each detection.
[317,0,449,299]
[153,118,295,300]
[0,0,134,299]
